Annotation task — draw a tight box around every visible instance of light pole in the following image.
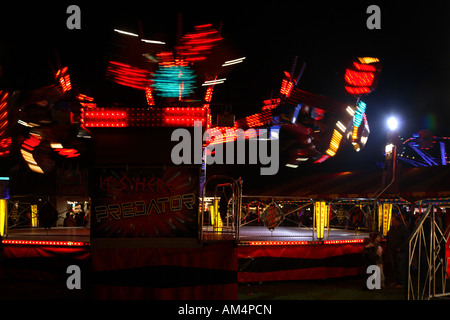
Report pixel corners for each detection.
[372,116,400,198]
[384,116,400,194]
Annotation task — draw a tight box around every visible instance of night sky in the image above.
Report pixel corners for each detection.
[1,1,449,182]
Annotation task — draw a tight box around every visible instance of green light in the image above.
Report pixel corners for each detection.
[353,101,367,128]
[151,65,196,98]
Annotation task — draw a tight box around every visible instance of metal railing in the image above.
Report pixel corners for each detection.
[240,195,316,240]
[200,175,243,242]
[408,205,450,300]
[200,191,413,243]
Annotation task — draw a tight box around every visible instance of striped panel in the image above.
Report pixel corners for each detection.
[238,243,365,282]
[91,242,237,300]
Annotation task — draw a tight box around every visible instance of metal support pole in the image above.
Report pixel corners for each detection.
[431,207,436,298]
[326,202,330,240]
[312,200,316,240]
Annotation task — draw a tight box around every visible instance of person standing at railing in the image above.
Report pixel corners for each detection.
[387,215,409,288]
[370,232,385,288]
[361,237,377,291]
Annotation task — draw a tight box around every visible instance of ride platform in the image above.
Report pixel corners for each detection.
[1,225,369,299]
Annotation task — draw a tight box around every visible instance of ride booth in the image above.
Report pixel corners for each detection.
[87,107,237,300]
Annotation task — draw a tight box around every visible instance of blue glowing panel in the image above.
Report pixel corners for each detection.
[353,101,367,128]
[151,65,196,98]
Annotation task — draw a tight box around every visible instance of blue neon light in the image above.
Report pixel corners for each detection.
[151,65,196,98]
[353,101,367,128]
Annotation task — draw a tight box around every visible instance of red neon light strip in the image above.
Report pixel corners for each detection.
[206,127,259,145]
[77,94,96,110]
[323,239,365,244]
[83,107,211,128]
[0,137,11,156]
[0,91,8,133]
[3,239,90,246]
[0,91,10,157]
[204,82,215,103]
[280,79,294,97]
[237,109,273,128]
[345,86,371,95]
[314,154,330,164]
[55,67,72,93]
[262,98,280,111]
[83,109,127,127]
[163,107,209,127]
[145,87,155,106]
[248,241,310,246]
[353,62,376,72]
[246,239,364,246]
[344,69,374,87]
[177,25,222,62]
[21,134,41,151]
[55,148,80,158]
[106,61,151,90]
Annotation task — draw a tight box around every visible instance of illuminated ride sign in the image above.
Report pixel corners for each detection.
[91,166,200,238]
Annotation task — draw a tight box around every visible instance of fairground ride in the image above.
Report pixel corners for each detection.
[0,22,382,178]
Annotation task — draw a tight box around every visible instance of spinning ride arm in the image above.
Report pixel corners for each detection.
[219,57,381,168]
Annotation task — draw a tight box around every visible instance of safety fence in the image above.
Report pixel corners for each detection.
[408,204,450,300]
[199,181,411,243]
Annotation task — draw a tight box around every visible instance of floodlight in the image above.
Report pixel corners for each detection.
[387,117,398,131]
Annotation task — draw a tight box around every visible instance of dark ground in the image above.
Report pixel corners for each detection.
[1,274,405,300]
[238,276,405,300]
